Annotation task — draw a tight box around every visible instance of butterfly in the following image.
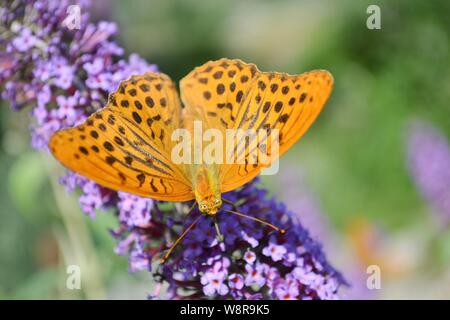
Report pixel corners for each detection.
[49,58,333,262]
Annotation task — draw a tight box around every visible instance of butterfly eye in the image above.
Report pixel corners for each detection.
[199,203,207,211]
[214,199,222,206]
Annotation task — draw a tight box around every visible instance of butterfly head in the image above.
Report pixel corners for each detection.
[197,196,222,216]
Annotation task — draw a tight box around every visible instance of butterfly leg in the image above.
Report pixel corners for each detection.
[222,198,239,210]
[214,216,224,242]
[184,201,197,216]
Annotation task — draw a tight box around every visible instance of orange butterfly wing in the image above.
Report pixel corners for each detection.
[180,59,333,193]
[49,72,194,201]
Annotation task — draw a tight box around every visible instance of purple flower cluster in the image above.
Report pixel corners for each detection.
[407,120,450,225]
[114,179,346,299]
[0,0,155,217]
[1,0,346,299]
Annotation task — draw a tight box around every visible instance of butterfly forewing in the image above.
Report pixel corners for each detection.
[180,58,259,131]
[49,72,194,201]
[221,69,333,192]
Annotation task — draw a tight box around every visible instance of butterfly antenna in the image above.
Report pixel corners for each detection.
[222,208,286,234]
[160,214,203,264]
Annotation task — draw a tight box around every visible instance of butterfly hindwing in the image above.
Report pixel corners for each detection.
[49,72,194,201]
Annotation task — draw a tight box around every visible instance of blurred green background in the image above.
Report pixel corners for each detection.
[1,0,450,299]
